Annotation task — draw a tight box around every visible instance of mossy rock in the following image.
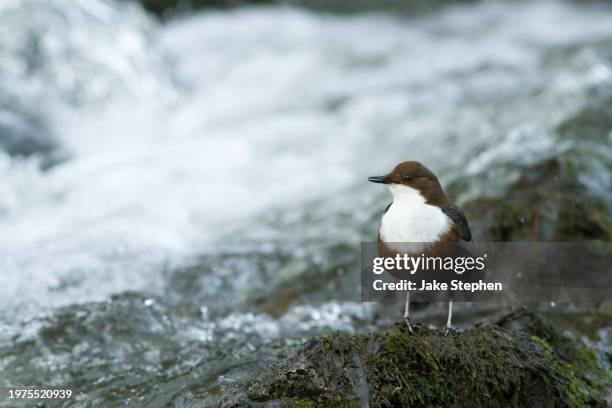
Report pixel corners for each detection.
[458,156,611,241]
[452,91,612,242]
[556,95,612,144]
[220,308,610,407]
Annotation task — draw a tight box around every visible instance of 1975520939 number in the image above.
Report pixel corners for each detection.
[7,388,73,400]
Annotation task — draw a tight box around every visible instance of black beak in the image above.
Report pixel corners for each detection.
[368,175,389,184]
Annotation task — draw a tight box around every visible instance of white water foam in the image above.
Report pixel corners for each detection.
[1,0,611,315]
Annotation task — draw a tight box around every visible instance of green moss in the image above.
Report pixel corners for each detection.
[531,336,591,407]
[291,394,359,407]
[293,397,316,407]
[457,155,611,242]
[234,310,610,408]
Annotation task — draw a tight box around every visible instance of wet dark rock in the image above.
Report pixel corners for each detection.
[447,90,612,242]
[457,155,610,241]
[126,0,276,19]
[557,95,612,143]
[129,0,477,19]
[220,308,610,407]
[282,0,478,15]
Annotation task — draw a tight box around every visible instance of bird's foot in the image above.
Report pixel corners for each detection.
[404,317,415,334]
[443,325,455,336]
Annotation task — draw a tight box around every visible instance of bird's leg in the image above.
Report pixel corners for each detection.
[444,300,453,335]
[404,290,414,334]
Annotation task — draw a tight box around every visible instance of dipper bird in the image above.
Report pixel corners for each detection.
[368,161,472,333]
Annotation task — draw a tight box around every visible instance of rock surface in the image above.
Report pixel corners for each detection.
[459,155,611,242]
[220,308,610,407]
[129,0,475,19]
[445,86,612,243]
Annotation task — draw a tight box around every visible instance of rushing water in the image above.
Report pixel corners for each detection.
[0,0,611,406]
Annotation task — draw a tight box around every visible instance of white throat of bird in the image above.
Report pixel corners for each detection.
[379,184,451,244]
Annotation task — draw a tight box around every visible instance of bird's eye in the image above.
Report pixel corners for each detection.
[404,175,414,181]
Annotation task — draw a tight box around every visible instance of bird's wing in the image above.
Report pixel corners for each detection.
[441,204,472,242]
[383,202,392,214]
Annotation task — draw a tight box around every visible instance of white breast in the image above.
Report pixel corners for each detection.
[379,185,451,244]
